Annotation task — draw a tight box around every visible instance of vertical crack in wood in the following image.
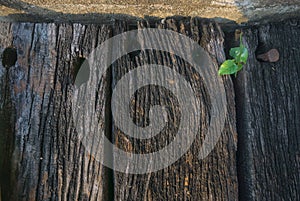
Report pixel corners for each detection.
[0,23,15,201]
[112,18,238,201]
[223,28,256,201]
[0,69,15,201]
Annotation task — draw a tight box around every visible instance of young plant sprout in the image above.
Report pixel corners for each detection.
[218,32,248,76]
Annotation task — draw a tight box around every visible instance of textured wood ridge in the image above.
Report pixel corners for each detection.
[234,19,300,201]
[111,19,238,201]
[0,22,113,201]
[0,17,299,201]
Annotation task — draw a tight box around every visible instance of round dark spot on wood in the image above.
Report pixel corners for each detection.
[73,57,90,87]
[2,47,17,68]
[256,48,280,63]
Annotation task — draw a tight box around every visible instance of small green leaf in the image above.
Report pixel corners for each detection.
[218,32,248,76]
[229,46,248,64]
[239,45,248,64]
[218,59,239,75]
[229,47,241,59]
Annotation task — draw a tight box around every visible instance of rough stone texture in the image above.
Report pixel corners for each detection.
[0,0,300,23]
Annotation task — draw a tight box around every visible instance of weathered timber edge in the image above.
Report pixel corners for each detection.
[0,16,299,201]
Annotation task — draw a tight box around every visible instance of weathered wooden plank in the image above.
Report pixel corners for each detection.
[234,19,300,200]
[112,18,238,201]
[0,22,15,201]
[7,17,300,201]
[0,23,112,201]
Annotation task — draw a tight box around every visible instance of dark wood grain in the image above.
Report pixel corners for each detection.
[112,18,238,201]
[0,23,112,201]
[2,17,298,201]
[234,19,300,201]
[0,22,15,201]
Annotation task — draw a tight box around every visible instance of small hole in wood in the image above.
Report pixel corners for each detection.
[73,57,90,87]
[1,47,17,68]
[255,41,268,59]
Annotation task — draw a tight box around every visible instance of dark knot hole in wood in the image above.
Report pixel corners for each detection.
[1,47,17,68]
[72,56,90,87]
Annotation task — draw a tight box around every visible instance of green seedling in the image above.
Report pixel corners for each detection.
[218,33,248,76]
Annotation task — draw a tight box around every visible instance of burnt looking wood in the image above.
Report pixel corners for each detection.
[0,17,299,201]
[235,20,300,201]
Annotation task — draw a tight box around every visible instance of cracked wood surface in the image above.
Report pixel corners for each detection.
[0,22,113,201]
[234,19,300,201]
[111,19,238,201]
[0,17,300,201]
[0,18,239,201]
